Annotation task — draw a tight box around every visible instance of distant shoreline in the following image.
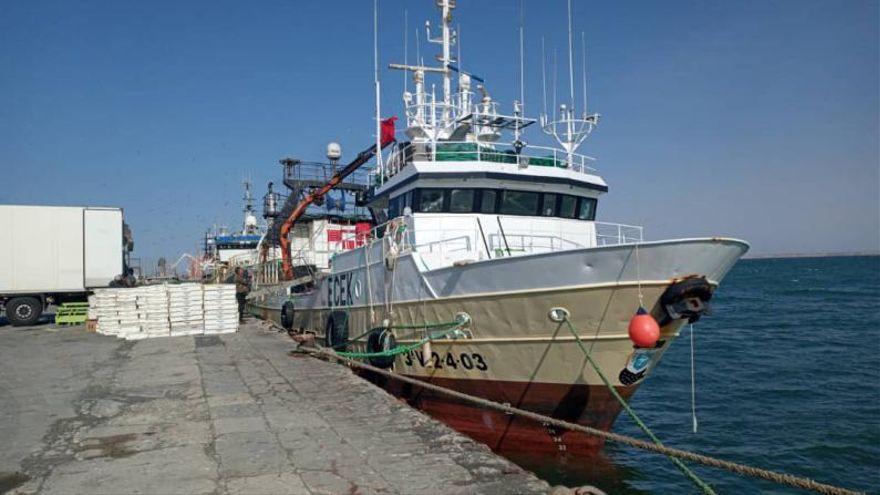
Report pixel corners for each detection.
[743,252,880,260]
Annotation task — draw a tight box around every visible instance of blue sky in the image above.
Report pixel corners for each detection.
[1,0,877,270]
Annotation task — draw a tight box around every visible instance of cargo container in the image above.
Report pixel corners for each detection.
[0,205,131,326]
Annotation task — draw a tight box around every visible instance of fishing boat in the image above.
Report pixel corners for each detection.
[248,0,748,463]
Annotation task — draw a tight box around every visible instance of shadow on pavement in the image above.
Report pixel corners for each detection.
[0,314,57,328]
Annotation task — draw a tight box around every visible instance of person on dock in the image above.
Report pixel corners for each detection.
[231,267,251,322]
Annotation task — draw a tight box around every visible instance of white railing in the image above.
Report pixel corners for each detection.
[595,222,644,246]
[315,216,645,270]
[377,140,598,182]
[488,233,583,255]
[414,235,472,254]
[251,260,282,288]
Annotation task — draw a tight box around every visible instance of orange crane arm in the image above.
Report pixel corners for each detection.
[279,117,396,280]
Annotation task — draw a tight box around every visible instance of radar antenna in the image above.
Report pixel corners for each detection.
[539,0,599,170]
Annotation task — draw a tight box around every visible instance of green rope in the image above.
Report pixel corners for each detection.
[331,319,463,350]
[387,320,462,330]
[562,318,717,495]
[335,326,462,359]
[331,327,376,350]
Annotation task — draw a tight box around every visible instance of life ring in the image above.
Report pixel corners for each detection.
[365,328,397,369]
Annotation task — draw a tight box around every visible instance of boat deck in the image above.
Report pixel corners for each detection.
[0,319,549,494]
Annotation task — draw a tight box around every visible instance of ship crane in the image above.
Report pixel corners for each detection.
[278,117,397,280]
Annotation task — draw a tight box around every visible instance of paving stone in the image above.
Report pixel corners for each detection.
[40,446,216,495]
[214,431,286,478]
[226,472,310,495]
[0,321,549,494]
[212,416,268,435]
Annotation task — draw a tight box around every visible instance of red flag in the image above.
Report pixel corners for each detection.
[380,117,397,146]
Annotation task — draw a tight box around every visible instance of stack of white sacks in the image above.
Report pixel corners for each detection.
[203,284,239,335]
[168,284,205,336]
[140,285,170,337]
[92,290,121,336]
[91,283,238,340]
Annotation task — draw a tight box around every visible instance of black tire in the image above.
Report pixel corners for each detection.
[280,301,295,330]
[659,277,713,307]
[656,277,714,325]
[325,311,349,349]
[6,297,42,327]
[366,328,397,369]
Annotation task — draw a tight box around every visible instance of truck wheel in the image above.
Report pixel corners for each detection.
[6,297,42,327]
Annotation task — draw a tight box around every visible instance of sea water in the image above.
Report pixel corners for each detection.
[541,256,880,494]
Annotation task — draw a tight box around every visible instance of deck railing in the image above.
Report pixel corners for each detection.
[487,233,584,255]
[274,216,645,277]
[378,140,598,183]
[595,222,644,246]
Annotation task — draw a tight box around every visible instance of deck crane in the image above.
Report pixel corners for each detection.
[279,117,397,280]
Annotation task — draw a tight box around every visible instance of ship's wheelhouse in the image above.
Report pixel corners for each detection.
[389,187,597,221]
[364,155,636,269]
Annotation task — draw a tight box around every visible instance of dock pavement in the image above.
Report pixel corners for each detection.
[0,318,551,494]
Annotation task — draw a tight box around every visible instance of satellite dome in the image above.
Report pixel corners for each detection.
[245,213,258,228]
[326,142,342,161]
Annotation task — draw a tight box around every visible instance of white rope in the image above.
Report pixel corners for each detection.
[690,322,699,433]
[635,242,644,307]
[364,238,375,326]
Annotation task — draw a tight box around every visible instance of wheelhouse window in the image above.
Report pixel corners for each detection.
[559,195,577,218]
[449,189,475,213]
[388,187,597,220]
[418,189,445,212]
[500,191,540,215]
[577,197,597,220]
[478,190,497,213]
[541,193,557,216]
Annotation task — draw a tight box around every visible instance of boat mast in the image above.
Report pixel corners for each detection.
[440,0,453,115]
[390,0,458,140]
[373,0,384,182]
[428,0,455,125]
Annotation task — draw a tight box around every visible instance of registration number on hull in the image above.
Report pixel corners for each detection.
[403,350,488,371]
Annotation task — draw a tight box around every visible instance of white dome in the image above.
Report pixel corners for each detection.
[326,142,342,161]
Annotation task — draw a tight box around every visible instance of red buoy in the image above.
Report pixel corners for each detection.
[628,307,660,348]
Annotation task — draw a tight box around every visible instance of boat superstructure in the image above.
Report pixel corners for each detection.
[248,0,748,466]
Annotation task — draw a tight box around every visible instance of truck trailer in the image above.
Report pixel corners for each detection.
[0,205,131,326]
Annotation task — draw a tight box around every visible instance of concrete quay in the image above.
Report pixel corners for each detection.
[0,318,551,494]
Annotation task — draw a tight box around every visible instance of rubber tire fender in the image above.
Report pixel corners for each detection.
[6,297,42,327]
[655,277,714,326]
[366,328,397,369]
[325,310,349,349]
[659,277,714,307]
[280,301,295,330]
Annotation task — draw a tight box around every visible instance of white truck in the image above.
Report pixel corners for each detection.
[0,205,131,326]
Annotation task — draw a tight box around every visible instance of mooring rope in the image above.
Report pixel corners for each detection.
[333,323,464,359]
[690,322,699,434]
[330,319,463,351]
[560,317,715,494]
[274,323,863,495]
[304,345,862,495]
